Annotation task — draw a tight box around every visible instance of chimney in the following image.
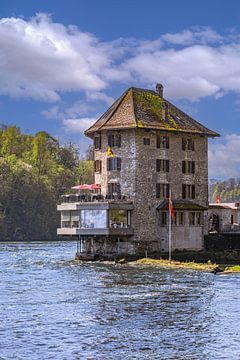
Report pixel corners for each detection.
[156,83,163,97]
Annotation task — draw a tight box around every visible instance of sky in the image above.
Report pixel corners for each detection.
[1,0,240,179]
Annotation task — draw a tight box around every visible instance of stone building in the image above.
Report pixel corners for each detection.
[57,84,219,259]
[205,202,240,233]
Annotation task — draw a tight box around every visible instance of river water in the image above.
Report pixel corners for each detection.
[0,241,240,360]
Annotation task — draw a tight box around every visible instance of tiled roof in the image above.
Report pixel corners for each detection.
[157,200,208,211]
[85,87,219,137]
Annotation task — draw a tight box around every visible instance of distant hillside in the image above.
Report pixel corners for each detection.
[209,178,240,203]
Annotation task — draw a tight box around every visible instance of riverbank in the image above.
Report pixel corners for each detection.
[128,258,240,274]
[130,258,218,272]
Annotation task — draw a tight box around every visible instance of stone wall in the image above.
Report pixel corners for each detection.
[94,129,136,198]
[93,128,208,251]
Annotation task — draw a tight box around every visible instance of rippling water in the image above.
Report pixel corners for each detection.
[1,242,240,359]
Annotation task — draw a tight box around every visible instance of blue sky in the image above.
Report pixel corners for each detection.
[1,0,240,178]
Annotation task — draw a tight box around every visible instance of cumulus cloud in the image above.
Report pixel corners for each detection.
[161,27,223,45]
[63,118,96,133]
[0,13,110,101]
[209,134,240,178]
[2,15,240,102]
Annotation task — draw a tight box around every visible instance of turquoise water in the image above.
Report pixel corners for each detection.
[0,242,240,359]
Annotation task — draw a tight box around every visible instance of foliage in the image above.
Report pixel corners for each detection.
[209,177,240,203]
[0,126,94,240]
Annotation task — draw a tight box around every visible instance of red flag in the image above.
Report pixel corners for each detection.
[169,194,174,220]
[216,194,220,204]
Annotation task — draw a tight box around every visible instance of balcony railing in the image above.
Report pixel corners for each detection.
[60,194,129,203]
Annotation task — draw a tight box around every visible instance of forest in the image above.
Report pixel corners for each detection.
[0,125,93,241]
[209,178,240,203]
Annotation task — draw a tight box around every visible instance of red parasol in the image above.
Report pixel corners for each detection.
[71,184,101,190]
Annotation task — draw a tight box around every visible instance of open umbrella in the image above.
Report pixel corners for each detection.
[71,184,92,190]
[71,184,101,190]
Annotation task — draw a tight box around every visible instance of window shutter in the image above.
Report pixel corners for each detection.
[182,161,186,174]
[117,134,121,147]
[117,183,121,195]
[192,185,195,199]
[192,161,195,174]
[117,157,121,171]
[99,136,101,149]
[94,161,97,172]
[182,138,186,150]
[166,184,170,198]
[182,184,186,199]
[99,160,102,173]
[156,183,160,198]
[156,159,160,172]
[192,140,195,151]
[156,135,160,148]
[166,137,169,149]
[166,160,169,172]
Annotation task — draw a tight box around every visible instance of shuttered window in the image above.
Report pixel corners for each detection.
[94,136,101,150]
[156,159,170,172]
[94,160,102,173]
[107,157,121,171]
[182,184,195,199]
[108,133,121,147]
[156,135,169,149]
[156,183,170,198]
[182,161,195,174]
[182,138,195,151]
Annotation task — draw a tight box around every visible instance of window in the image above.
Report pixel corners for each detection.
[196,212,202,225]
[109,209,129,228]
[108,133,121,147]
[189,212,195,226]
[62,221,71,228]
[172,212,184,226]
[143,138,150,145]
[71,221,79,228]
[94,136,101,150]
[178,212,184,225]
[182,184,195,199]
[161,211,167,225]
[107,183,121,196]
[182,138,195,151]
[189,212,202,226]
[81,210,107,229]
[107,157,121,171]
[94,160,102,173]
[156,183,169,198]
[157,135,169,149]
[182,161,195,174]
[156,159,170,172]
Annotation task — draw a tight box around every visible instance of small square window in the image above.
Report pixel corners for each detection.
[143,138,150,145]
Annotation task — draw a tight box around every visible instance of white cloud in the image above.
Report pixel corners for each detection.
[63,118,96,133]
[161,27,223,45]
[86,91,114,105]
[0,13,110,101]
[209,134,240,178]
[2,15,240,102]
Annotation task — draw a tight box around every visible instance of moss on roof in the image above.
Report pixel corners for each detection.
[85,87,219,137]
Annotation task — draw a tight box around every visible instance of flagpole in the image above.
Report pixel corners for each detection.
[169,189,172,262]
